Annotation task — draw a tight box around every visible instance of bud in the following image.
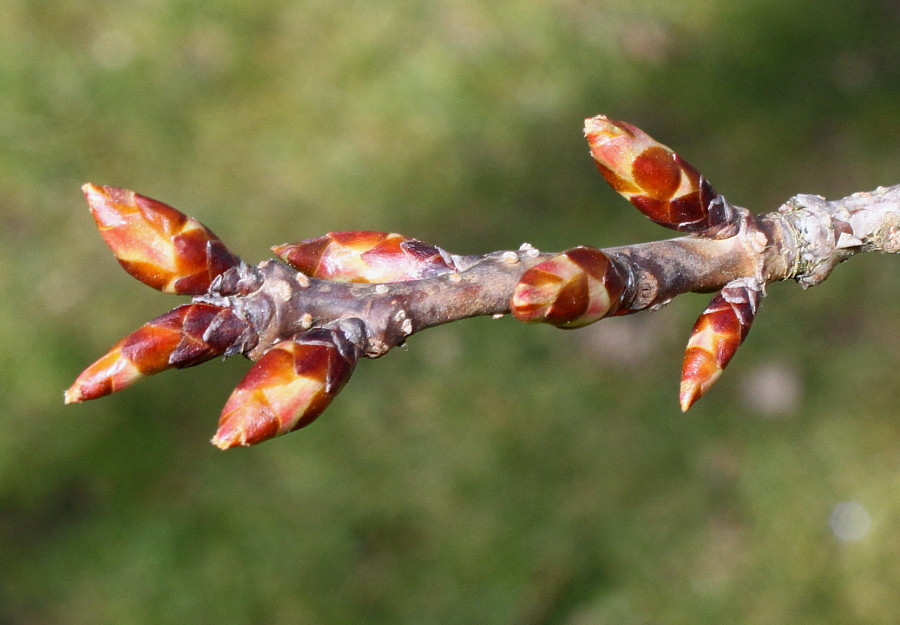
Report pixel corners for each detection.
[511,247,627,328]
[273,231,456,283]
[83,183,241,294]
[584,116,739,238]
[679,279,762,410]
[64,303,250,403]
[212,322,363,449]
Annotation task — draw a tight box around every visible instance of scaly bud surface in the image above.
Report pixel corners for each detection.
[273,231,456,283]
[83,184,241,294]
[584,116,739,238]
[511,247,627,328]
[212,324,362,449]
[679,279,762,411]
[64,303,250,403]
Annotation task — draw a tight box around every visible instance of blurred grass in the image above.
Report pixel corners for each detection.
[1,0,898,623]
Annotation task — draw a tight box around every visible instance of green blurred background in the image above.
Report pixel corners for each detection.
[1,0,898,623]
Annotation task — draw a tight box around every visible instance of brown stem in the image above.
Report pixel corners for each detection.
[196,185,897,362]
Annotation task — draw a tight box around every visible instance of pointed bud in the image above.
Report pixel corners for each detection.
[212,322,364,449]
[272,231,456,283]
[584,116,739,238]
[83,184,241,294]
[65,303,250,403]
[511,247,627,328]
[679,278,762,411]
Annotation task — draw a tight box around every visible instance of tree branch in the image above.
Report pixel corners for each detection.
[64,116,898,448]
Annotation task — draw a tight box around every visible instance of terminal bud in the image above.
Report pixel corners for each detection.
[83,184,240,294]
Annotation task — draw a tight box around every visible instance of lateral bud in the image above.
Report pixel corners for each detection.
[584,116,741,238]
[511,247,628,328]
[679,278,763,411]
[212,319,365,449]
[83,183,241,295]
[64,303,252,404]
[272,231,457,283]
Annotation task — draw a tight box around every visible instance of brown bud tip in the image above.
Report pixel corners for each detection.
[65,303,249,403]
[678,278,762,410]
[212,323,362,449]
[584,116,737,237]
[273,231,456,283]
[511,247,626,328]
[83,184,240,294]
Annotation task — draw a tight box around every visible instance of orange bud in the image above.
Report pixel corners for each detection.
[584,116,738,237]
[511,247,627,328]
[212,322,363,449]
[83,184,240,294]
[65,303,249,403]
[273,231,456,283]
[679,279,762,410]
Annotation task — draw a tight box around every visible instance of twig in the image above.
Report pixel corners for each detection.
[64,116,898,448]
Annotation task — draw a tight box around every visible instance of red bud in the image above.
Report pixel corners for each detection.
[212,324,362,449]
[584,116,739,238]
[679,279,762,410]
[511,247,627,328]
[83,184,240,294]
[65,303,249,403]
[273,231,456,283]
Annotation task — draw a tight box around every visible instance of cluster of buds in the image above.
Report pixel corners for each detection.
[67,115,775,449]
[66,183,469,448]
[511,116,762,410]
